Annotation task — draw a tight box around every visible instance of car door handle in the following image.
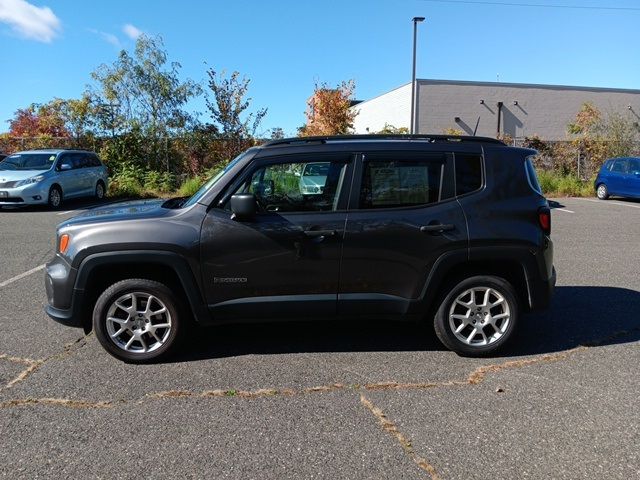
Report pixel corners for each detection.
[303,229,337,238]
[420,224,455,233]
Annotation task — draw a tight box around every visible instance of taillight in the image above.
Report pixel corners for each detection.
[538,207,551,235]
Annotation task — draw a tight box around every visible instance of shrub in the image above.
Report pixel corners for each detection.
[178,176,205,197]
[144,170,177,193]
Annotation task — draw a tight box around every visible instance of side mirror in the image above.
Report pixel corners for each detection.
[230,193,256,220]
[59,163,72,171]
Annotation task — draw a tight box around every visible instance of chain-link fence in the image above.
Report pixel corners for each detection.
[511,138,640,180]
[3,135,640,181]
[0,135,260,177]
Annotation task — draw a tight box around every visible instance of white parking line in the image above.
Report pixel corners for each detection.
[0,264,46,288]
[57,210,74,216]
[554,208,575,213]
[578,198,640,210]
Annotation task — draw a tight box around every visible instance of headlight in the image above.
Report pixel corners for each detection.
[15,175,45,187]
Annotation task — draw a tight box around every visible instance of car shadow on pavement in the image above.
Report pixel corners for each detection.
[172,286,640,362]
[175,318,446,362]
[503,285,640,357]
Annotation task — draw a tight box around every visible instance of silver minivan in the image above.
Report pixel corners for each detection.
[0,149,109,208]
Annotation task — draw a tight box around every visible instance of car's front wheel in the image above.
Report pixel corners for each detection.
[596,183,609,200]
[48,185,63,209]
[434,276,519,357]
[93,279,182,363]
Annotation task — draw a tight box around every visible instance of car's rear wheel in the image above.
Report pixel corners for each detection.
[48,185,62,209]
[93,279,182,363]
[596,183,609,200]
[95,181,105,200]
[434,276,519,357]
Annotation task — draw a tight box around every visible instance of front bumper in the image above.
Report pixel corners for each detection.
[44,255,84,328]
[0,183,49,205]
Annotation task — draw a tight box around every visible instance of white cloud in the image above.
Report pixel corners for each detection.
[100,31,120,48]
[0,0,61,42]
[88,28,121,48]
[122,23,142,40]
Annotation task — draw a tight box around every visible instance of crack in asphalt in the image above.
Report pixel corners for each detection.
[360,393,441,479]
[0,344,588,410]
[0,334,89,391]
[0,328,637,480]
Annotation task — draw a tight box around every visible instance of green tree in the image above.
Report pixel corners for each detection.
[375,123,409,134]
[90,34,201,168]
[205,69,267,160]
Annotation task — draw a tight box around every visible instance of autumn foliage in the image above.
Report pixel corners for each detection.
[8,103,70,137]
[299,80,357,136]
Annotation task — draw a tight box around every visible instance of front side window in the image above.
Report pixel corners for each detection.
[359,155,445,209]
[233,158,348,213]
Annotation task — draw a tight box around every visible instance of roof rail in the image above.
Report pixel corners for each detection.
[263,134,506,147]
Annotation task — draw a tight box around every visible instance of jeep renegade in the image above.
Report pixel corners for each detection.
[45,135,555,362]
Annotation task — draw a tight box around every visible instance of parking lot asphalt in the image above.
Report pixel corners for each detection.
[0,197,639,479]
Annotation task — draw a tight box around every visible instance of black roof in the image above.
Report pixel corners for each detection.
[263,134,506,148]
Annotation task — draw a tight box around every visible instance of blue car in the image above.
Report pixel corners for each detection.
[595,157,640,200]
[0,149,108,208]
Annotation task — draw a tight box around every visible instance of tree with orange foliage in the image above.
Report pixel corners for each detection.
[299,80,357,136]
[8,102,70,137]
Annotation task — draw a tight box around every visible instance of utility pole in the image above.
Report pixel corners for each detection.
[410,17,425,135]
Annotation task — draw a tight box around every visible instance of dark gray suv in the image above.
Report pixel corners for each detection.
[45,135,555,362]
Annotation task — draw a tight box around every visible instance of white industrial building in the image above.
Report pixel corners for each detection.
[351,79,640,140]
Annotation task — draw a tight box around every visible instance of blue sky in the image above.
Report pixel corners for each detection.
[1,0,639,135]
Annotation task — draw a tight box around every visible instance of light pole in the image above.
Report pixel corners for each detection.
[410,16,425,135]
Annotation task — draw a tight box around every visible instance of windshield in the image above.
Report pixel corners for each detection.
[182,149,254,208]
[0,153,56,171]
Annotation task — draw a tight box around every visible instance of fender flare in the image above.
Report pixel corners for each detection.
[74,250,209,323]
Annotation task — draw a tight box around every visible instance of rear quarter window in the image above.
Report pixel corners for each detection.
[455,154,483,195]
[524,156,542,194]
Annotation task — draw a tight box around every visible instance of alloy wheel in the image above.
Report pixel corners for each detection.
[49,188,61,207]
[448,287,511,347]
[105,292,172,354]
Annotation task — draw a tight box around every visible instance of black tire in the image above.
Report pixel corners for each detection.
[93,279,182,363]
[434,275,519,357]
[95,181,106,200]
[48,185,63,209]
[596,183,609,200]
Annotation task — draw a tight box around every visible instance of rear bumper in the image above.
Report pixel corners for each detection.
[528,265,556,311]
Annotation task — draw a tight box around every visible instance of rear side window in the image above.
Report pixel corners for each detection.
[611,159,629,173]
[455,154,483,195]
[524,156,542,194]
[71,153,89,169]
[359,154,447,209]
[89,154,102,167]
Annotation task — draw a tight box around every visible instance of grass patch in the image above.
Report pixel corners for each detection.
[537,170,595,197]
